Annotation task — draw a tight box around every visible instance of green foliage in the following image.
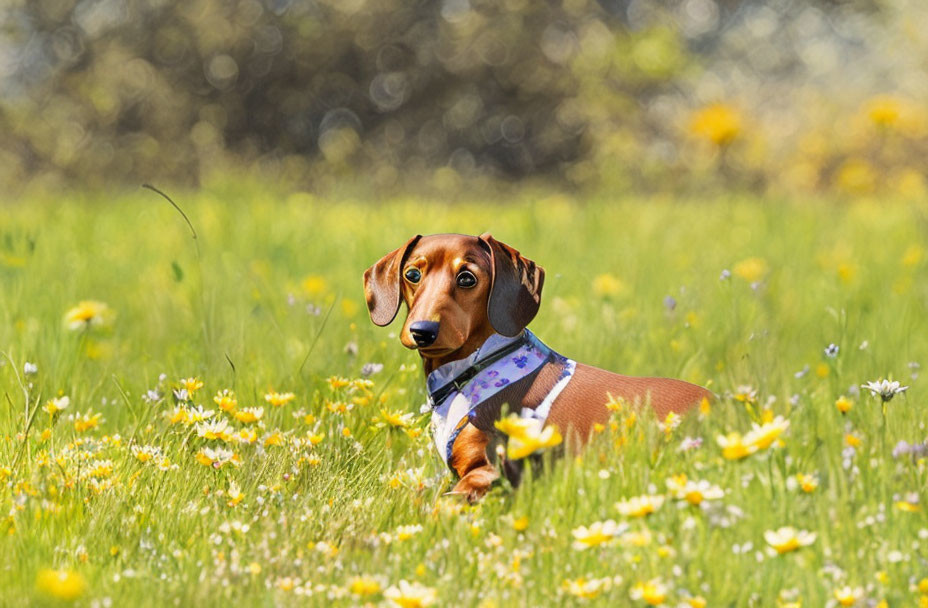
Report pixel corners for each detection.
[0,188,927,605]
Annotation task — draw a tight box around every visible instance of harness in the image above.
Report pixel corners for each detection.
[427,330,577,469]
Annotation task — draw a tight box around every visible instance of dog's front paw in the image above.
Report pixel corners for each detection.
[449,466,499,503]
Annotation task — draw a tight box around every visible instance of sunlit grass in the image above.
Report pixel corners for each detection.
[1,185,927,606]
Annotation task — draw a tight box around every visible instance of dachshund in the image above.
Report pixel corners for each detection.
[364,233,713,502]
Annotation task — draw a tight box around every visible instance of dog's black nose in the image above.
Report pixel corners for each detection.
[408,320,440,348]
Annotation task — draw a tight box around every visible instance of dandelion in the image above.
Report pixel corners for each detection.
[383,580,437,608]
[764,527,816,554]
[835,396,853,414]
[494,414,563,460]
[689,103,742,145]
[630,578,668,605]
[616,494,664,518]
[179,377,203,393]
[43,396,70,417]
[74,411,102,433]
[380,408,414,428]
[265,391,295,407]
[512,516,529,531]
[861,379,908,403]
[563,577,613,600]
[35,568,86,600]
[64,300,111,330]
[571,520,627,550]
[213,389,237,412]
[717,432,757,460]
[833,585,864,606]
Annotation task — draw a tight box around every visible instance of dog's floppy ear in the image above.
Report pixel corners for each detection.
[363,235,422,326]
[479,233,545,337]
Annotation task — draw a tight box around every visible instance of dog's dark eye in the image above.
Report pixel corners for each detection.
[456,270,477,288]
[404,268,422,284]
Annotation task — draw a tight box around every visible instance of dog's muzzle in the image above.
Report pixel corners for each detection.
[409,320,440,348]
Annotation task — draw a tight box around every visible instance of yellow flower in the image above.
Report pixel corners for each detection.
[233,407,264,424]
[717,432,757,460]
[744,416,790,450]
[36,568,86,600]
[894,500,920,512]
[512,516,529,531]
[348,575,382,597]
[166,406,189,425]
[673,480,724,505]
[685,596,707,608]
[571,520,626,550]
[835,396,852,414]
[226,481,244,507]
[563,577,613,600]
[327,376,351,390]
[301,275,328,296]
[236,428,257,444]
[383,580,437,608]
[131,445,161,464]
[764,527,816,554]
[307,432,325,446]
[689,103,742,145]
[902,244,924,267]
[864,95,902,127]
[494,414,563,460]
[835,159,876,195]
[64,300,112,330]
[264,391,295,407]
[592,273,626,297]
[43,396,70,417]
[794,473,819,493]
[732,258,768,283]
[630,578,668,605]
[74,411,102,433]
[845,433,862,448]
[395,524,423,541]
[213,389,237,412]
[180,377,203,393]
[264,431,284,447]
[616,494,664,518]
[698,396,711,416]
[196,419,233,442]
[380,408,414,428]
[833,586,863,606]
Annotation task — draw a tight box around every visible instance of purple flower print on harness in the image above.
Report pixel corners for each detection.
[427,330,576,468]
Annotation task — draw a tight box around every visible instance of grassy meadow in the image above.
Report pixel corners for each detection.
[1,186,927,606]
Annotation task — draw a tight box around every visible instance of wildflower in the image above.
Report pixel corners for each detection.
[719,269,731,281]
[383,580,437,608]
[833,585,864,606]
[564,577,613,600]
[845,433,862,448]
[892,440,928,461]
[179,377,203,393]
[64,300,111,330]
[616,495,664,518]
[732,258,768,283]
[233,407,264,424]
[732,385,758,405]
[236,428,258,444]
[166,406,189,425]
[360,362,384,377]
[35,568,86,600]
[265,391,295,407]
[43,396,70,417]
[264,431,284,447]
[395,524,423,541]
[689,103,741,145]
[195,447,239,469]
[494,414,563,459]
[717,432,757,460]
[825,343,839,358]
[226,481,244,507]
[196,419,233,442]
[592,273,625,297]
[512,516,529,531]
[861,379,908,403]
[744,416,790,450]
[793,473,819,493]
[74,411,102,433]
[327,376,351,390]
[23,361,38,375]
[571,520,627,550]
[764,527,816,554]
[348,576,382,597]
[673,479,725,505]
[657,412,681,437]
[380,408,414,428]
[835,396,853,414]
[213,389,237,412]
[630,578,668,605]
[679,436,703,452]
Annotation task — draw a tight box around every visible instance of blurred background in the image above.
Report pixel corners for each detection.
[1,0,927,198]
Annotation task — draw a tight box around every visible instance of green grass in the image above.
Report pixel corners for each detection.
[1,185,927,606]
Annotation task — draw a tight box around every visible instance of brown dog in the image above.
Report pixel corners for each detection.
[364,233,712,502]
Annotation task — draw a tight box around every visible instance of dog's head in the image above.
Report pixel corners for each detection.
[363,233,545,360]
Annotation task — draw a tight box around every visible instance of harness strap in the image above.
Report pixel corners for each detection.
[428,336,528,407]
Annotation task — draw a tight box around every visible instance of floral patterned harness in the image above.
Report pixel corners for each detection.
[427,330,577,469]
